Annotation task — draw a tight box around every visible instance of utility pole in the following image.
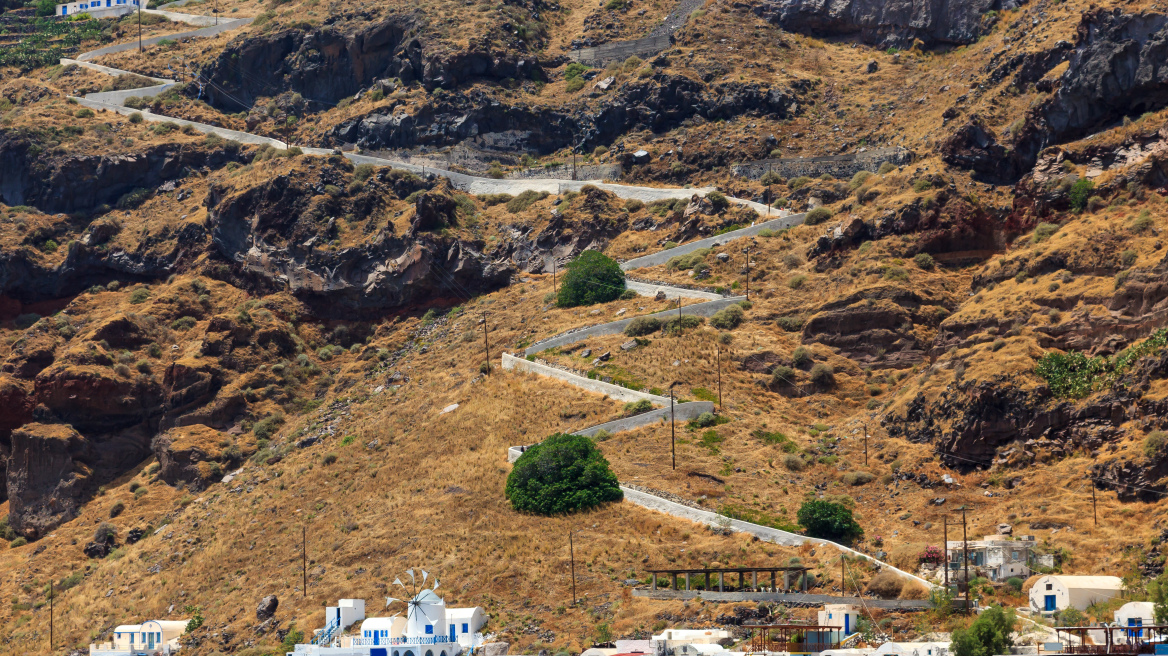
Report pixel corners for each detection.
[482,312,491,374]
[677,296,682,319]
[960,507,970,613]
[302,525,307,598]
[573,151,577,181]
[743,243,754,300]
[137,0,142,53]
[552,259,557,295]
[49,578,53,653]
[715,347,722,408]
[1091,479,1097,526]
[669,387,676,470]
[569,530,577,606]
[841,556,846,594]
[943,515,949,592]
[863,424,868,466]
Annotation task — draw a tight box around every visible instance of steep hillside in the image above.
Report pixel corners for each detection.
[4,0,1168,653]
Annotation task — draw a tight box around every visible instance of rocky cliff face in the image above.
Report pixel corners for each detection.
[333,75,804,154]
[6,423,93,539]
[750,0,1010,48]
[198,17,542,112]
[944,10,1168,182]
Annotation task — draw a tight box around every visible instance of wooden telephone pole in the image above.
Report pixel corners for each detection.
[942,515,949,591]
[569,530,578,606]
[863,424,868,466]
[715,347,722,408]
[302,525,307,598]
[49,578,53,653]
[669,388,676,470]
[958,507,970,612]
[743,243,755,299]
[482,312,491,374]
[1091,478,1098,526]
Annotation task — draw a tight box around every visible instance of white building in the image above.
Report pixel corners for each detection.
[289,588,487,656]
[822,642,949,656]
[946,535,1036,582]
[819,604,862,637]
[90,619,189,656]
[55,0,139,18]
[1115,601,1157,637]
[1029,575,1124,614]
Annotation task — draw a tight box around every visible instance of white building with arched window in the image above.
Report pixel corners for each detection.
[289,592,487,656]
[89,619,190,655]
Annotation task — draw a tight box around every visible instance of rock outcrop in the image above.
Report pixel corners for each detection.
[944,10,1168,182]
[750,0,1012,48]
[153,424,239,491]
[6,423,93,539]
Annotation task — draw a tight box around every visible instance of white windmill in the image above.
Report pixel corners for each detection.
[386,569,448,641]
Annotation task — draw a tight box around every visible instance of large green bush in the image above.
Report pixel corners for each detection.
[709,305,744,330]
[556,251,626,307]
[1069,179,1095,211]
[952,605,1015,656]
[1035,328,1168,398]
[796,499,863,544]
[505,433,623,515]
[624,316,662,336]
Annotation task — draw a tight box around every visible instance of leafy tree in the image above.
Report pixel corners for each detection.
[1057,607,1086,626]
[1150,575,1168,624]
[951,605,1015,656]
[505,433,623,515]
[556,250,625,308]
[35,0,55,16]
[796,500,863,544]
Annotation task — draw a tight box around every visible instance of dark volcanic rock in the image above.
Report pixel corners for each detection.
[750,0,1009,48]
[944,10,1168,182]
[257,595,279,620]
[411,191,459,233]
[198,18,541,111]
[6,423,94,539]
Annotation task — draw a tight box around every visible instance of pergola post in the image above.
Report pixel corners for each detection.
[784,571,789,591]
[771,570,777,592]
[685,573,690,591]
[704,570,709,590]
[672,573,678,590]
[753,571,758,591]
[719,572,724,592]
[802,569,808,592]
[739,571,744,591]
[652,573,657,591]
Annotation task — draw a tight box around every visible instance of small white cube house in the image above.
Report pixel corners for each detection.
[1029,575,1123,614]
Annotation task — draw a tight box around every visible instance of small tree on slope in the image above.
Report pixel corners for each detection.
[556,250,625,308]
[506,433,623,515]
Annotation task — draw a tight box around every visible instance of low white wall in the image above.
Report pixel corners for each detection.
[620,487,938,589]
[501,353,668,405]
[620,214,805,271]
[625,279,723,301]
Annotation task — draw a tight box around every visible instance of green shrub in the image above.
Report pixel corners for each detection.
[810,363,835,387]
[1086,195,1106,212]
[760,171,783,185]
[705,191,729,211]
[624,198,644,212]
[624,316,662,336]
[709,305,744,330]
[506,190,548,213]
[322,452,338,465]
[1035,328,1168,398]
[842,471,875,486]
[878,162,897,175]
[623,399,653,415]
[505,433,623,514]
[1121,249,1137,268]
[788,176,812,190]
[797,499,863,544]
[129,288,150,304]
[666,248,712,271]
[912,179,932,192]
[791,346,813,368]
[129,112,143,123]
[1006,577,1024,592]
[1145,431,1168,459]
[884,266,909,282]
[951,605,1016,656]
[913,253,935,270]
[1069,179,1094,211]
[805,207,832,225]
[556,251,625,307]
[788,275,807,290]
[566,77,585,93]
[783,453,805,471]
[1031,221,1060,244]
[109,501,125,518]
[662,314,703,334]
[10,537,27,548]
[771,365,797,386]
[776,315,803,332]
[691,412,719,428]
[848,171,873,190]
[172,316,196,331]
[94,522,117,544]
[75,108,95,118]
[253,413,285,440]
[1131,210,1154,233]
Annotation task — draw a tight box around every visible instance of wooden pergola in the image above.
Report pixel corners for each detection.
[1054,626,1168,655]
[646,566,811,593]
[743,624,844,653]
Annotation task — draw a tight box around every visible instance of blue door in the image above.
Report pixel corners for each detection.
[372,649,388,656]
[450,624,456,642]
[373,630,380,646]
[1129,618,1143,638]
[845,614,850,635]
[1044,595,1057,612]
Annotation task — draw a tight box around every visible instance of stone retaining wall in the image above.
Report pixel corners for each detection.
[501,352,668,405]
[569,35,672,66]
[507,163,622,181]
[523,296,746,356]
[619,216,804,271]
[732,148,915,181]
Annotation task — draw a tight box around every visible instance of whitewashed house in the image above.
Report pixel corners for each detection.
[1029,575,1124,614]
[90,619,189,655]
[1116,602,1157,637]
[946,535,1036,582]
[819,604,862,637]
[55,0,139,18]
[289,586,486,656]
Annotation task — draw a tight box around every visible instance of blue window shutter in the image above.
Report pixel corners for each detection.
[463,624,469,634]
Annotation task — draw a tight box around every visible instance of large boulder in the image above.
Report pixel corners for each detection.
[153,424,239,491]
[257,595,279,620]
[6,423,94,539]
[411,191,459,233]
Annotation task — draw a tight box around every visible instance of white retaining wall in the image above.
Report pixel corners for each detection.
[620,214,806,271]
[501,352,669,405]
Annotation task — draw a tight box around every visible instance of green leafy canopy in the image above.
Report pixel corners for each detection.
[796,499,863,544]
[556,250,626,308]
[505,433,623,515]
[952,605,1015,656]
